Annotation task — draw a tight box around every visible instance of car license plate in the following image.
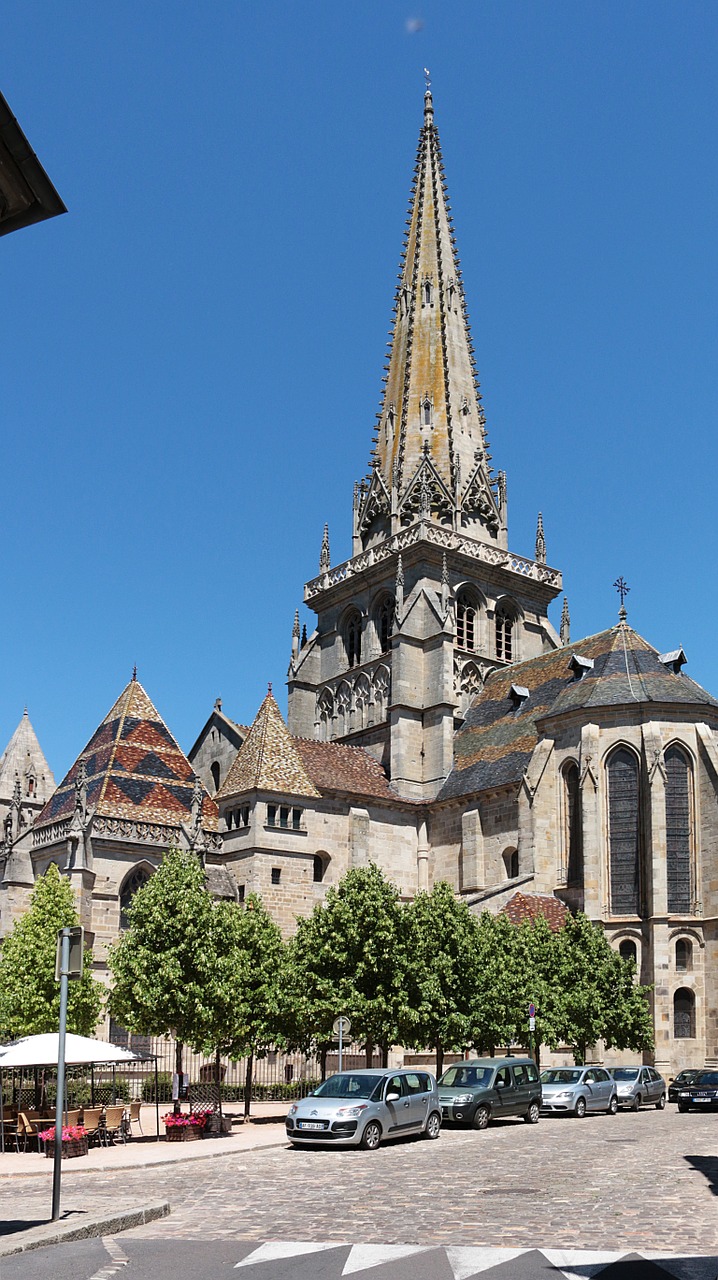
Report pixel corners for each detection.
[695,1096,712,1103]
[298,1121,325,1130]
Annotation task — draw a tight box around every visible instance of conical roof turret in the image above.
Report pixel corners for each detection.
[357,87,502,547]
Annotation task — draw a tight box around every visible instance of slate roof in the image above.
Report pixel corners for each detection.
[441,624,718,801]
[205,865,239,900]
[294,739,397,801]
[216,690,321,800]
[0,710,55,802]
[502,892,568,932]
[36,678,218,830]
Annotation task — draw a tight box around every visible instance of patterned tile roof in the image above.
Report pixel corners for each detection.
[36,678,218,830]
[216,690,320,800]
[294,739,397,801]
[440,625,718,800]
[502,892,568,932]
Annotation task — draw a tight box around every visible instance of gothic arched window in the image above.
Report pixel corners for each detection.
[344,610,362,668]
[377,597,394,655]
[456,591,478,652]
[210,761,221,793]
[495,608,514,662]
[120,865,152,930]
[422,279,433,306]
[619,938,637,966]
[675,938,692,972]
[563,762,583,886]
[673,987,695,1039]
[607,747,641,916]
[503,847,519,879]
[422,397,432,426]
[665,746,692,913]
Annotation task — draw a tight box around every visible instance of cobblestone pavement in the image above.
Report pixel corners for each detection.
[2,1110,716,1256]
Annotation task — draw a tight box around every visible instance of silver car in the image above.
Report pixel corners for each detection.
[610,1065,666,1110]
[285,1068,441,1150]
[540,1066,618,1117]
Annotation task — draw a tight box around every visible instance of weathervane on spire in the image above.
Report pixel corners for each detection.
[613,576,630,621]
[423,67,431,91]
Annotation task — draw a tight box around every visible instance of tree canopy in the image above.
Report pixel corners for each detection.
[0,863,103,1039]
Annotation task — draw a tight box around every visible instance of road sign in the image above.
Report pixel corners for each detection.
[529,1016,536,1031]
[333,1016,352,1037]
[55,926,84,981]
[528,1002,536,1018]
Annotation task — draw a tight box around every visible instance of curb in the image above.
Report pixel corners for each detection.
[0,1200,170,1257]
[0,1135,288,1179]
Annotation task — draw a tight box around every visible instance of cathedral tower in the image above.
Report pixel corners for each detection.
[288,88,562,799]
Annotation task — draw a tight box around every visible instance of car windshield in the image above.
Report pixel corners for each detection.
[311,1073,384,1100]
[674,1071,697,1083]
[611,1068,639,1081]
[540,1069,582,1084]
[693,1071,718,1086]
[439,1066,492,1088]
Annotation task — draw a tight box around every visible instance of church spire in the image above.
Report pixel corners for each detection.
[357,85,501,546]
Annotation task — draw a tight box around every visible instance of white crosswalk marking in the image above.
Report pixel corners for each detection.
[342,1244,430,1274]
[445,1246,529,1279]
[542,1247,626,1280]
[235,1241,348,1268]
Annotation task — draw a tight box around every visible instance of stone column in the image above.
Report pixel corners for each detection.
[460,808,483,893]
[416,815,429,892]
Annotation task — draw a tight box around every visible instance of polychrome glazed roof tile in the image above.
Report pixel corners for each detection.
[217,689,320,801]
[441,624,718,800]
[36,677,218,830]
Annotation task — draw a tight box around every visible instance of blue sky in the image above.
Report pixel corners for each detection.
[3,1,718,779]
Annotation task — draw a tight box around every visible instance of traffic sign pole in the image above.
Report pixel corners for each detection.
[51,928,71,1222]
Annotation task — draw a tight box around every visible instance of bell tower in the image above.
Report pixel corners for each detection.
[288,87,562,799]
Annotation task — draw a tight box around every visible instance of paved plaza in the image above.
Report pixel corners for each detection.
[1,1107,716,1278]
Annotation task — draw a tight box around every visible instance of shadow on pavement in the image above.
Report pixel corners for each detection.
[684,1155,718,1194]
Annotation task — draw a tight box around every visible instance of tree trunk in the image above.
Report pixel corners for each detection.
[364,1038,374,1069]
[380,1042,389,1068]
[175,1040,184,1076]
[320,1046,328,1082]
[244,1050,254,1119]
[435,1040,444,1080]
[215,1047,222,1120]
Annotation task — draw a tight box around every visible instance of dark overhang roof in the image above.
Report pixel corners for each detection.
[0,90,66,237]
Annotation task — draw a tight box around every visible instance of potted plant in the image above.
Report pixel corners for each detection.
[40,1123,89,1159]
[162,1111,207,1142]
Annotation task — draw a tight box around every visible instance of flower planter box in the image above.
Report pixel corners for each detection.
[45,1136,89,1159]
[164,1124,202,1142]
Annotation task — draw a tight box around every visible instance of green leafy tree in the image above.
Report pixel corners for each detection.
[289,864,408,1067]
[0,863,103,1038]
[469,910,526,1054]
[107,848,219,1075]
[402,882,481,1077]
[199,893,286,1117]
[554,913,654,1062]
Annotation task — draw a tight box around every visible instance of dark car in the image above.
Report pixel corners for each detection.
[438,1057,542,1129]
[676,1069,718,1112]
[668,1069,701,1104]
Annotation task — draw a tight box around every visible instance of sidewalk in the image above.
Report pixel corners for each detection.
[0,1103,289,1256]
[0,1101,288,1178]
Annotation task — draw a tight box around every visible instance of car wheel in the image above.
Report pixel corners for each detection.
[655,1094,666,1110]
[677,1102,689,1113]
[574,1097,587,1119]
[423,1111,441,1140]
[523,1102,540,1124]
[607,1095,618,1115]
[472,1105,490,1130]
[631,1094,642,1112]
[360,1120,382,1151]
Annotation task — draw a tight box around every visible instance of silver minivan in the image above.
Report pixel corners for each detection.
[286,1068,441,1150]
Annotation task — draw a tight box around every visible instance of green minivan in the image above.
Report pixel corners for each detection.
[437,1057,541,1129]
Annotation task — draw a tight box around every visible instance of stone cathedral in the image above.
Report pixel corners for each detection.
[1,89,717,1076]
